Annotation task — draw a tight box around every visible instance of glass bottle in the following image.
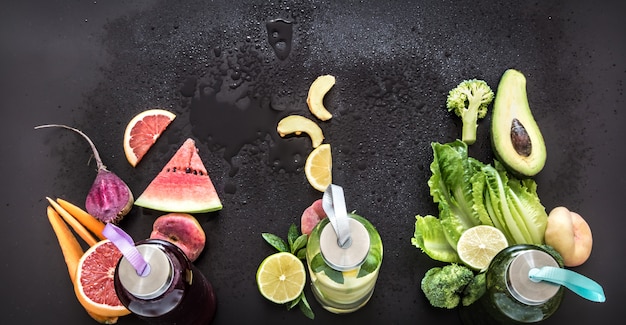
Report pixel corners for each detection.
[459,244,564,325]
[306,213,383,313]
[113,239,217,325]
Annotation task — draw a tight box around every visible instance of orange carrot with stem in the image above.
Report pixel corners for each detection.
[56,198,106,241]
[47,205,84,283]
[47,197,99,247]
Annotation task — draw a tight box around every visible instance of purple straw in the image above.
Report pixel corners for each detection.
[103,223,150,276]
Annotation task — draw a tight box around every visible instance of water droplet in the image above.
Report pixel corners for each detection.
[266,19,293,60]
[213,46,222,57]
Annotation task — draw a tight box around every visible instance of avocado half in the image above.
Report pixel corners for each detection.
[491,69,546,177]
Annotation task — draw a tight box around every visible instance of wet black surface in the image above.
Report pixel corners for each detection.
[2,1,624,324]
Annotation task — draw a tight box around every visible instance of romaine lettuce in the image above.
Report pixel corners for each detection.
[412,140,548,263]
[412,215,460,263]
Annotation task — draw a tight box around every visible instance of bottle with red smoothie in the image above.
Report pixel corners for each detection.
[113,239,216,325]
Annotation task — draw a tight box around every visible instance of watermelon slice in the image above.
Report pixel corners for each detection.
[135,138,223,213]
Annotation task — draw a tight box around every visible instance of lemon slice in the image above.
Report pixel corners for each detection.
[306,75,335,121]
[256,252,306,304]
[304,143,332,192]
[277,115,325,148]
[457,225,508,271]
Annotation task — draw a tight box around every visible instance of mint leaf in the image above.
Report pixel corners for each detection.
[357,254,379,278]
[286,294,301,310]
[310,253,326,273]
[291,234,308,255]
[287,223,299,249]
[298,292,315,319]
[322,266,344,284]
[296,248,307,260]
[262,233,289,252]
[311,253,344,283]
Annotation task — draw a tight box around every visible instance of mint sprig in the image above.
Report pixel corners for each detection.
[262,223,315,320]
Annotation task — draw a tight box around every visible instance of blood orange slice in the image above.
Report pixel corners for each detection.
[74,240,130,317]
[123,109,176,167]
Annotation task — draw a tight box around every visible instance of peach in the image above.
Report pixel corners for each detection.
[150,213,206,262]
[544,206,593,267]
[301,199,327,235]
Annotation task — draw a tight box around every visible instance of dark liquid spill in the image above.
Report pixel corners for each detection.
[187,77,310,180]
[266,19,293,60]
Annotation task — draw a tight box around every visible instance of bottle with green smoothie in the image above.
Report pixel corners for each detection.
[306,184,383,314]
[459,244,605,324]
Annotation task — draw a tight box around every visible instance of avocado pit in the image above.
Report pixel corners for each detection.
[510,118,532,157]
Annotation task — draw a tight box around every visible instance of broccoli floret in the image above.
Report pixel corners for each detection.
[421,264,474,309]
[446,79,494,145]
[462,272,486,306]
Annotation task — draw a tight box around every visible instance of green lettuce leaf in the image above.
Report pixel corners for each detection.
[412,215,460,263]
[482,162,547,245]
[502,166,547,244]
[429,141,485,246]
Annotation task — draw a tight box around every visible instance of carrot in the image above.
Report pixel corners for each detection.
[47,197,99,247]
[47,206,84,283]
[48,206,119,323]
[56,198,106,241]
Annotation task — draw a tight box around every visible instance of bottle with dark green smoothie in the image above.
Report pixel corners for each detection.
[459,244,564,324]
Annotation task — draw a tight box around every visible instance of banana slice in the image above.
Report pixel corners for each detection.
[306,75,335,121]
[277,115,324,148]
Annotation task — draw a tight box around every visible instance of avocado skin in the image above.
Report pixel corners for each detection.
[491,69,546,177]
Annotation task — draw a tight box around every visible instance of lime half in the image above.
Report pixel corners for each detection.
[256,252,306,304]
[457,225,508,271]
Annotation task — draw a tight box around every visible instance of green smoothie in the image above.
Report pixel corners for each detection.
[306,213,383,313]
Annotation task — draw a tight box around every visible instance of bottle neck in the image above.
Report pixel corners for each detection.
[118,243,174,299]
[506,249,560,305]
[319,218,370,271]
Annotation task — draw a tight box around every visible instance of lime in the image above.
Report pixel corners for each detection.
[256,252,306,304]
[457,225,508,271]
[304,143,332,192]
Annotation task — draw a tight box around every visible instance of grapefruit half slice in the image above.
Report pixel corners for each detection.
[74,240,130,317]
[123,109,176,167]
[134,138,223,213]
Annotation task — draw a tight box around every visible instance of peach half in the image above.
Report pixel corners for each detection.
[300,199,327,236]
[150,213,206,262]
[544,206,593,267]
